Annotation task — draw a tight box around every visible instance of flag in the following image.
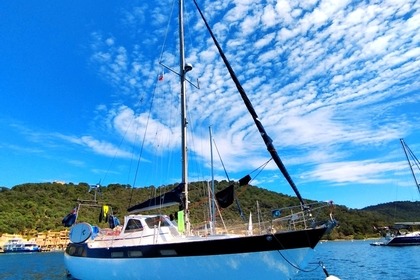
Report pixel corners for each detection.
[62,207,77,227]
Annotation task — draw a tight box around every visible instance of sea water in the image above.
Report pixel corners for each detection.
[0,240,419,280]
[0,251,66,279]
[294,240,420,280]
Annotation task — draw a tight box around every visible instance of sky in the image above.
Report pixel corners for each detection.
[0,0,419,209]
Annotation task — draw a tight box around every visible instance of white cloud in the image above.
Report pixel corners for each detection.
[261,5,277,28]
[305,160,407,185]
[112,106,181,152]
[85,0,420,198]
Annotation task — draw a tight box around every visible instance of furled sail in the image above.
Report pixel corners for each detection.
[127,183,184,213]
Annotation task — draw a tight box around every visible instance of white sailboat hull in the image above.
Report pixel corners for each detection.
[62,0,338,277]
[65,247,312,280]
[64,214,331,279]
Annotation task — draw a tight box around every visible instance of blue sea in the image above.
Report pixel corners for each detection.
[0,240,419,279]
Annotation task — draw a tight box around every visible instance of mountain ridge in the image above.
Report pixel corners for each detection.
[0,182,418,240]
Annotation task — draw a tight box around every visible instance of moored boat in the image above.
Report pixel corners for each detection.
[371,222,420,246]
[64,0,337,279]
[371,139,420,247]
[2,238,41,253]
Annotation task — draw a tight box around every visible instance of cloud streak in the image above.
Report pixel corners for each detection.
[81,0,419,205]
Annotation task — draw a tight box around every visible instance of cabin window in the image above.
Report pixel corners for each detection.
[145,216,170,228]
[124,219,143,233]
[111,251,124,258]
[128,250,143,257]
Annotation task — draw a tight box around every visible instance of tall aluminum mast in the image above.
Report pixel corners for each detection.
[179,0,191,234]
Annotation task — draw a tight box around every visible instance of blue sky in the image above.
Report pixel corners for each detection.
[0,0,419,209]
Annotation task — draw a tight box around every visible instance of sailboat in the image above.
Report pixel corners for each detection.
[371,139,420,246]
[64,1,336,279]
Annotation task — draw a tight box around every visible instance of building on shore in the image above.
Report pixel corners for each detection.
[0,230,69,252]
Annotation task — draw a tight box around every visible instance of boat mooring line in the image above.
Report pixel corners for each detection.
[271,233,341,279]
[271,233,317,273]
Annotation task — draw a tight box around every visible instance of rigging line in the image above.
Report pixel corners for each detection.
[401,139,420,194]
[246,159,273,185]
[183,75,204,183]
[271,234,320,273]
[193,0,306,208]
[212,138,230,182]
[250,158,273,175]
[127,74,160,208]
[100,116,136,185]
[184,0,195,63]
[158,0,176,63]
[127,121,141,186]
[158,0,200,89]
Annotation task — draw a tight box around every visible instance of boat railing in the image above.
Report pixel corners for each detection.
[274,201,335,231]
[193,201,334,236]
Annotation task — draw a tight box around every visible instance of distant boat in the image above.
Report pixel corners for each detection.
[2,238,41,253]
[371,222,420,246]
[64,0,336,279]
[371,139,420,246]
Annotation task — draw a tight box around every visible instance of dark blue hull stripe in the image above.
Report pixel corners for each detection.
[387,236,420,246]
[66,227,327,259]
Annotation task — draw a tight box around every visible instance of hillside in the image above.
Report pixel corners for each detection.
[0,182,417,240]
[363,201,420,222]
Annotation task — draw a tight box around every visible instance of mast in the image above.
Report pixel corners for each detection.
[179,0,191,234]
[400,138,420,194]
[209,126,216,233]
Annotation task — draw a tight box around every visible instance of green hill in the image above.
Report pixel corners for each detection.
[0,182,417,240]
[362,201,420,222]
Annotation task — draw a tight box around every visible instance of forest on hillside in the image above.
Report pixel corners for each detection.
[0,182,418,240]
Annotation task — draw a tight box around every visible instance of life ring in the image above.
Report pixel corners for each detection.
[69,223,92,243]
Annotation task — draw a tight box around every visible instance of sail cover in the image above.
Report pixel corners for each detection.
[239,175,251,186]
[127,183,184,213]
[216,184,235,208]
